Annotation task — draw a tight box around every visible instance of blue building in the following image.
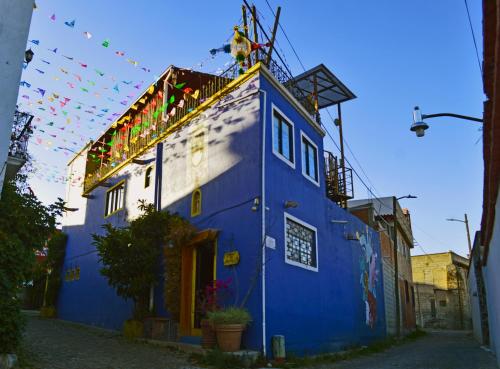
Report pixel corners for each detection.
[59,60,386,355]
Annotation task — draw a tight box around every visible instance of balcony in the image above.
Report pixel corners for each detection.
[82,57,355,194]
[6,110,33,181]
[324,151,353,207]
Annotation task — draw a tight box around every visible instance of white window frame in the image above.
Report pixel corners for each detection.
[300,130,320,186]
[105,181,125,217]
[284,212,319,272]
[271,104,295,169]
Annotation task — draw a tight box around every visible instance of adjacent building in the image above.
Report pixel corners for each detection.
[477,1,500,366]
[58,60,387,355]
[0,0,35,193]
[412,252,471,330]
[468,231,489,345]
[349,197,416,335]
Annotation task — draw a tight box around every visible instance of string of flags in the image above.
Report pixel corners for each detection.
[23,6,241,186]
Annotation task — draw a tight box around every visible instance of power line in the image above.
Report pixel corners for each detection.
[261,0,452,253]
[463,0,483,78]
[263,0,307,73]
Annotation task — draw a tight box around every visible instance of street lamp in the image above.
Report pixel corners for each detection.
[410,106,482,138]
[392,194,417,336]
[25,49,34,64]
[446,214,472,256]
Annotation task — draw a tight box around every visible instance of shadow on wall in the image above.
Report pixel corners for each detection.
[57,79,263,337]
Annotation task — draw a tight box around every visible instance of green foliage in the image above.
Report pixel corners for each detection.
[93,201,195,320]
[208,307,251,326]
[0,181,64,353]
[44,232,68,307]
[191,348,246,369]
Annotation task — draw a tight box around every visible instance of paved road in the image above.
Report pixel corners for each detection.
[23,315,200,369]
[22,315,498,369]
[310,330,497,369]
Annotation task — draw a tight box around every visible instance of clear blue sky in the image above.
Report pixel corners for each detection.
[19,0,484,258]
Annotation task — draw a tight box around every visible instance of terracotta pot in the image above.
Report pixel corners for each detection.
[215,323,245,352]
[201,319,216,349]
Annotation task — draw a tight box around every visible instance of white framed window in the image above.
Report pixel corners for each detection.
[300,131,319,185]
[272,105,295,168]
[105,181,125,217]
[284,213,318,272]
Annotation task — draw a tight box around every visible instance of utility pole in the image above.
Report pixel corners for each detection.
[464,213,472,256]
[446,213,472,256]
[392,196,400,336]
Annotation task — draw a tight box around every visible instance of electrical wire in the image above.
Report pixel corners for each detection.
[463,0,483,78]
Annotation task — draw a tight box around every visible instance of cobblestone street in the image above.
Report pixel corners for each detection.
[309,330,498,369]
[22,314,498,369]
[22,314,200,369]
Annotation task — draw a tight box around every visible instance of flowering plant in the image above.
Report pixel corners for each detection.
[197,277,233,317]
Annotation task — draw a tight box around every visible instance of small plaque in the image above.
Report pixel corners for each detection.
[265,236,276,249]
[223,251,240,266]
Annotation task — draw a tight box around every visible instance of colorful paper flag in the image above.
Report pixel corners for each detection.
[64,20,76,28]
[83,31,92,39]
[50,14,56,21]
[102,39,110,48]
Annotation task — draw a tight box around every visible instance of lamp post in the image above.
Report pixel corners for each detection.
[410,106,482,137]
[393,194,417,336]
[446,214,472,256]
[24,48,34,64]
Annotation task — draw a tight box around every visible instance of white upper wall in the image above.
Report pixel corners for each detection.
[161,75,260,209]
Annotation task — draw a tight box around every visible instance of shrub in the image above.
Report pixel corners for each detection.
[93,201,195,320]
[0,181,63,353]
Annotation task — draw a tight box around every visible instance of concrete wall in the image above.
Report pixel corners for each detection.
[468,259,484,342]
[0,0,34,194]
[483,186,500,364]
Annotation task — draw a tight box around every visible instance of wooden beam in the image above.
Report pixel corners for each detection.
[242,5,252,68]
[265,6,281,66]
[251,5,259,63]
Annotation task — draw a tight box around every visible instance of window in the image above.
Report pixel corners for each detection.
[285,214,318,271]
[430,299,436,318]
[272,107,294,166]
[301,132,319,184]
[144,166,153,188]
[404,280,410,302]
[439,300,447,307]
[191,189,202,217]
[105,181,125,217]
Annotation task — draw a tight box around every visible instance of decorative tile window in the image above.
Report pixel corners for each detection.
[285,214,318,271]
[105,181,125,217]
[272,106,295,167]
[301,131,319,185]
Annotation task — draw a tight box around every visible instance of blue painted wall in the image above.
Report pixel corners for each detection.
[58,69,386,356]
[260,73,386,355]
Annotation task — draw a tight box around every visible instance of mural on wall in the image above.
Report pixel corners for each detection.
[358,227,379,328]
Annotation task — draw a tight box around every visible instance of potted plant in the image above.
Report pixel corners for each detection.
[208,307,251,352]
[198,278,232,349]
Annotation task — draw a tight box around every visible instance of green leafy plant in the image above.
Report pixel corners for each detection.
[0,180,64,354]
[93,201,195,320]
[208,307,251,326]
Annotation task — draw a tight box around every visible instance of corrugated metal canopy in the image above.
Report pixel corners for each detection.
[287,64,356,109]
